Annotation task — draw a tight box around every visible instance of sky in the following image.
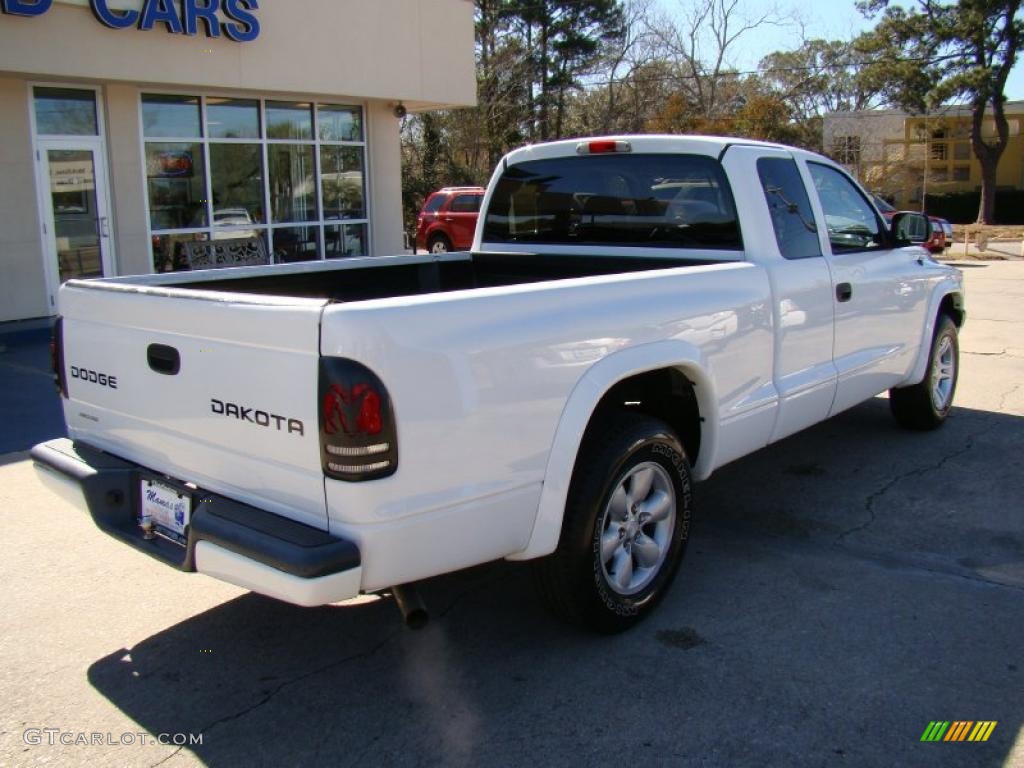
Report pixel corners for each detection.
[653,0,1024,102]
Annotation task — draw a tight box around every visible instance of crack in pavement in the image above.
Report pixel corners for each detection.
[147,572,510,767]
[963,348,1007,357]
[998,383,1023,413]
[741,524,1024,594]
[831,538,1024,593]
[149,629,403,768]
[963,349,1024,360]
[833,430,987,546]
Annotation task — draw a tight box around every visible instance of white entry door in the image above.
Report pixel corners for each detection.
[36,140,115,310]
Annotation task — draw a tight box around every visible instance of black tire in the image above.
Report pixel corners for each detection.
[890,314,959,430]
[427,234,451,254]
[533,412,693,633]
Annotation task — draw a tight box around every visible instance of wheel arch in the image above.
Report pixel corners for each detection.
[508,341,717,561]
[427,229,451,246]
[901,281,965,388]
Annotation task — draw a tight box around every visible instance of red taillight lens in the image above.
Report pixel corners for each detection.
[52,316,67,398]
[577,140,632,155]
[319,358,397,481]
[323,383,382,436]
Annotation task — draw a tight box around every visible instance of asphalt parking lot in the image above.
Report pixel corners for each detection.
[1,261,1022,768]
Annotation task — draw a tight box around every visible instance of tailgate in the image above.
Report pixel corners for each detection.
[58,282,329,530]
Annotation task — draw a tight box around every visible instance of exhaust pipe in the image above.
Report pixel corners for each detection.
[391,583,428,629]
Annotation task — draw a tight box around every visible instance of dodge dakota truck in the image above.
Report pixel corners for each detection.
[33,136,964,632]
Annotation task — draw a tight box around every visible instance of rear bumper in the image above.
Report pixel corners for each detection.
[31,438,362,607]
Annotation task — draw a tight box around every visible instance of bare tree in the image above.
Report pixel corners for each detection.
[596,0,660,132]
[648,0,793,118]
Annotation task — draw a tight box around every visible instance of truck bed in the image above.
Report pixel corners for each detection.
[171,252,717,303]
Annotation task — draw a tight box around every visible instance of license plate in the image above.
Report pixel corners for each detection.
[140,478,191,545]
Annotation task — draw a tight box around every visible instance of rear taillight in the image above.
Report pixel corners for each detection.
[319,357,397,481]
[51,316,67,398]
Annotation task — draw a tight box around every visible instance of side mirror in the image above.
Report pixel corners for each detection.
[891,212,931,246]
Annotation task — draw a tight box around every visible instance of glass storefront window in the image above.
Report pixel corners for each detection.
[325,223,367,258]
[145,142,207,229]
[318,104,363,142]
[210,143,264,226]
[207,97,260,139]
[266,101,312,140]
[152,232,209,273]
[144,94,368,270]
[34,88,98,136]
[268,144,316,223]
[320,146,365,220]
[142,94,202,138]
[272,226,321,262]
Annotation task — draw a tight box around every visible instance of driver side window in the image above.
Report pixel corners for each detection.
[808,163,885,253]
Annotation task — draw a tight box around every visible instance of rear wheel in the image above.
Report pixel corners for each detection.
[533,412,692,633]
[428,234,451,254]
[890,315,959,430]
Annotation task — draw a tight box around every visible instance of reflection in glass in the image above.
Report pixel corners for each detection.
[320,146,365,219]
[48,150,103,280]
[142,94,202,138]
[211,143,264,229]
[207,97,260,139]
[266,101,312,140]
[34,88,98,136]
[272,226,321,263]
[318,105,363,142]
[325,223,367,258]
[193,233,269,267]
[145,142,208,229]
[151,232,208,273]
[268,144,316,223]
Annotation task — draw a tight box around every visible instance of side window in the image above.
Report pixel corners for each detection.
[423,195,446,214]
[450,194,481,213]
[757,157,821,260]
[808,163,885,253]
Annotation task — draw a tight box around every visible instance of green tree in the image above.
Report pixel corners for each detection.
[759,38,883,149]
[505,0,626,140]
[856,0,1023,223]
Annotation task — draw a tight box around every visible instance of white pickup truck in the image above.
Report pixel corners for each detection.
[33,136,964,632]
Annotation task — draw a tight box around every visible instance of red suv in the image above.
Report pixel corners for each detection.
[415,187,485,253]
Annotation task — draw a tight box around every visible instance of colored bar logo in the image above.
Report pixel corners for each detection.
[921,721,997,742]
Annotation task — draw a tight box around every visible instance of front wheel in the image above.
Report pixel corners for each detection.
[533,413,693,633]
[890,315,959,430]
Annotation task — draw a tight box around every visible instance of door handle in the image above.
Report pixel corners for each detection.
[836,282,853,302]
[147,344,180,375]
[99,216,110,238]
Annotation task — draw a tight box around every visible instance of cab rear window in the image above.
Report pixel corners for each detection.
[482,153,742,250]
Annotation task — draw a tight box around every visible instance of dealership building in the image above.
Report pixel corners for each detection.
[0,0,475,323]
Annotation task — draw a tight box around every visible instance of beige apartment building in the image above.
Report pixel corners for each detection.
[823,101,1024,212]
[0,0,475,323]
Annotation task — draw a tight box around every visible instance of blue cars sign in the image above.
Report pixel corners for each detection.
[0,0,260,42]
